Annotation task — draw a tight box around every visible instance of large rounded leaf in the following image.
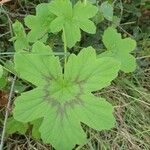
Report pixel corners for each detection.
[14,43,120,150]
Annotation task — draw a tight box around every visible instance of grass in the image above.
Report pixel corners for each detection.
[0,0,150,149]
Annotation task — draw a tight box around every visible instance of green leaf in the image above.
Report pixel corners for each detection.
[0,77,7,89]
[14,41,62,86]
[100,27,136,73]
[93,11,104,25]
[64,47,120,92]
[49,0,98,48]
[14,80,27,93]
[112,16,121,27]
[13,42,120,150]
[6,117,41,139]
[76,94,115,130]
[31,119,42,139]
[100,1,113,21]
[25,3,55,42]
[12,21,29,52]
[6,117,28,135]
[0,65,3,78]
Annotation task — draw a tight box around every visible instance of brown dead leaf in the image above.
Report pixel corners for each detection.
[0,90,8,108]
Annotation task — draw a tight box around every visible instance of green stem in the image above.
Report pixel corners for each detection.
[63,28,67,69]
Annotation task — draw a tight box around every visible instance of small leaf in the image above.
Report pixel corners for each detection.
[100,27,136,73]
[25,3,55,42]
[0,65,3,78]
[6,117,42,139]
[12,21,29,52]
[112,16,121,27]
[6,117,28,135]
[93,11,104,25]
[100,1,113,21]
[31,119,42,139]
[0,77,7,89]
[13,42,120,150]
[14,80,27,93]
[49,0,98,48]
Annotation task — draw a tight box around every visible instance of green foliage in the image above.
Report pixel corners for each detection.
[100,1,113,21]
[6,117,42,139]
[9,0,138,149]
[6,117,28,135]
[22,0,98,46]
[0,77,7,89]
[14,80,27,93]
[49,0,98,48]
[0,65,3,78]
[30,119,42,139]
[13,41,120,150]
[12,21,29,52]
[25,3,55,42]
[100,27,136,73]
[0,65,7,89]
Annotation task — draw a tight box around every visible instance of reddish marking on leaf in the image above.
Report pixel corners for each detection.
[43,77,85,118]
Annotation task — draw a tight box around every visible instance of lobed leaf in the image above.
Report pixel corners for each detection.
[100,27,137,73]
[13,41,120,150]
[25,3,55,42]
[49,0,98,48]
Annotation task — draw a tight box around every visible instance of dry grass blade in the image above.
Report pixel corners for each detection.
[0,0,11,5]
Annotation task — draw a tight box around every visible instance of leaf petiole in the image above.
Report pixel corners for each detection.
[63,28,67,69]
